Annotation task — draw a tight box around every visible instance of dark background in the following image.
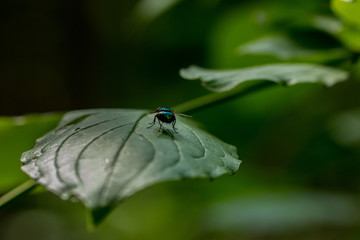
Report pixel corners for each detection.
[0,0,213,115]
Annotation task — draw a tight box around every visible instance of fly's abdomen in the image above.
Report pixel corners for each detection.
[158,112,175,123]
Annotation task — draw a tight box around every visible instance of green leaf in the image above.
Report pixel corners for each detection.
[337,26,360,52]
[331,0,360,27]
[20,109,240,225]
[312,15,343,36]
[179,63,349,92]
[237,35,349,62]
[330,0,360,51]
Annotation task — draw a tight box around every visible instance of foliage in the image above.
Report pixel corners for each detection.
[1,0,360,238]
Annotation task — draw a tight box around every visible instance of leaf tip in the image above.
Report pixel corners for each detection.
[86,205,114,228]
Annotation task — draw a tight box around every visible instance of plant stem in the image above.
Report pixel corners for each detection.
[172,81,275,114]
[0,179,38,209]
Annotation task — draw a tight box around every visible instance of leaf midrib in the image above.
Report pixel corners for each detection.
[95,113,148,207]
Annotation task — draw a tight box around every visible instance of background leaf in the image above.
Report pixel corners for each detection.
[20,109,240,225]
[331,0,360,51]
[180,63,349,92]
[237,35,349,62]
[331,0,360,27]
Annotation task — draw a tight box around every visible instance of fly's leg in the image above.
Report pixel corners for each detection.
[172,120,178,133]
[158,121,163,132]
[147,115,157,128]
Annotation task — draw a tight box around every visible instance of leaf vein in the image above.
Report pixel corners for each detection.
[39,113,98,154]
[74,123,132,186]
[184,124,206,159]
[53,118,122,187]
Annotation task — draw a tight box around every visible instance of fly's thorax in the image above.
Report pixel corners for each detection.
[157,107,172,112]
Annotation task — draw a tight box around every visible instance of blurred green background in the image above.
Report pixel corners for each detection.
[1,0,360,239]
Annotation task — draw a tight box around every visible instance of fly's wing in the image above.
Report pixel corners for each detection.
[177,113,192,118]
[150,107,161,114]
